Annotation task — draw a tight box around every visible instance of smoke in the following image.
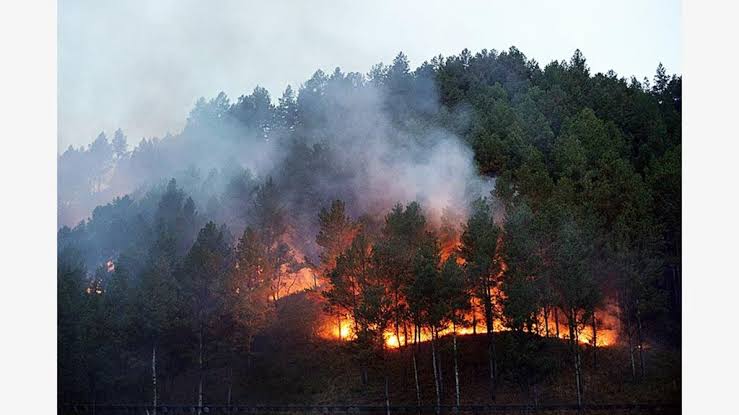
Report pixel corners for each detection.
[316,87,493,224]
[58,63,494,261]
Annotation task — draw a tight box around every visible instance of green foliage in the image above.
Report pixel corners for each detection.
[372,202,428,334]
[316,200,358,272]
[460,198,502,305]
[501,203,544,332]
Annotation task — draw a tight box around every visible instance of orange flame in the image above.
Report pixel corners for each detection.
[319,300,620,348]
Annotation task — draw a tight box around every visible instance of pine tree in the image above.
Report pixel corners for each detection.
[460,197,502,401]
[177,222,232,414]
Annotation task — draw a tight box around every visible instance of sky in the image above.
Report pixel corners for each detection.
[58,0,681,150]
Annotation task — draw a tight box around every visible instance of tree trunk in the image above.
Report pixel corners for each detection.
[436,328,444,397]
[591,312,598,369]
[383,341,391,415]
[568,310,582,408]
[627,317,637,381]
[554,307,560,338]
[337,312,342,341]
[543,306,550,337]
[395,319,401,349]
[472,302,478,335]
[405,322,410,348]
[483,291,497,402]
[453,323,461,409]
[227,366,233,412]
[402,321,409,392]
[198,326,204,415]
[430,330,441,415]
[152,343,157,415]
[412,350,421,411]
[413,325,421,413]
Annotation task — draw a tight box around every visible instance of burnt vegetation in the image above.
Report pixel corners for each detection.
[58,47,681,411]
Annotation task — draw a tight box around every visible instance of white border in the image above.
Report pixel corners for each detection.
[683,0,739,413]
[0,1,57,413]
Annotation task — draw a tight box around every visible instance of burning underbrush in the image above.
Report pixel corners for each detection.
[313,290,620,349]
[269,256,621,351]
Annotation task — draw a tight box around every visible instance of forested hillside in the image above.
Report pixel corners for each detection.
[58,47,681,410]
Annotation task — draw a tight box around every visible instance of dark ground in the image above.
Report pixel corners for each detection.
[61,293,681,414]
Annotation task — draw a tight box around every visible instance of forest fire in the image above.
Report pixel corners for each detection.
[55,35,682,409]
[538,305,620,347]
[309,209,623,351]
[318,301,620,349]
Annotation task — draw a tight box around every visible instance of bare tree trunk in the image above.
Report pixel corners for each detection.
[568,310,582,408]
[383,341,391,415]
[591,312,598,370]
[543,306,550,337]
[198,326,204,415]
[395,319,401,350]
[227,366,233,411]
[152,343,157,415]
[337,312,342,341]
[436,328,444,397]
[402,321,409,392]
[431,330,441,415]
[554,307,560,338]
[483,290,497,402]
[404,321,409,348]
[575,346,582,408]
[627,315,637,381]
[413,324,421,413]
[472,301,478,335]
[453,323,461,409]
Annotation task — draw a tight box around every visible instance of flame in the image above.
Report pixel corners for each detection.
[439,239,463,264]
[269,267,320,301]
[538,301,620,347]
[319,299,620,349]
[319,314,355,341]
[385,334,401,348]
[338,322,352,339]
[318,307,503,349]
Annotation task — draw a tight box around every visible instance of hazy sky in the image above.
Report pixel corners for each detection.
[59,0,681,150]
